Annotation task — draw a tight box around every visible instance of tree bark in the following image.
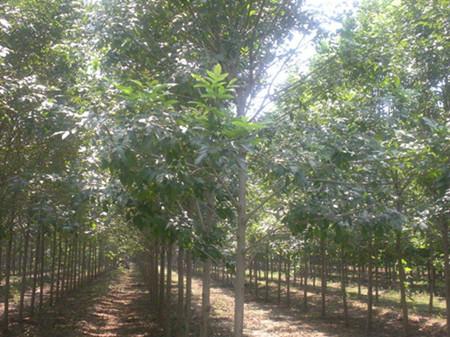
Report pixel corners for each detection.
[201,190,215,337]
[428,259,434,314]
[19,230,30,320]
[440,217,450,337]
[303,253,308,310]
[177,247,184,336]
[320,233,327,318]
[396,233,409,337]
[165,243,173,337]
[38,230,46,312]
[286,257,291,307]
[254,259,259,298]
[265,249,269,302]
[30,227,41,315]
[50,229,57,305]
[2,229,13,332]
[200,257,211,337]
[159,243,166,321]
[234,151,248,337]
[277,255,282,304]
[367,236,373,335]
[340,247,349,327]
[184,251,192,337]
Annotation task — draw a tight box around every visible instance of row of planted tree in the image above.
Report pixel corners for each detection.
[0,224,111,331]
[127,220,448,337]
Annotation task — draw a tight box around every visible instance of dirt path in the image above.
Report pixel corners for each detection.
[6,266,159,337]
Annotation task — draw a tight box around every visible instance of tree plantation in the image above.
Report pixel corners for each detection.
[0,0,449,337]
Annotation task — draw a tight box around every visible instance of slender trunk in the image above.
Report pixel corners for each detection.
[440,217,450,337]
[358,263,362,297]
[2,229,13,332]
[50,229,57,305]
[184,251,192,337]
[270,255,274,282]
[177,247,184,336]
[312,258,316,289]
[277,256,282,304]
[56,237,63,299]
[249,260,253,292]
[200,190,215,337]
[286,257,291,307]
[81,236,86,285]
[61,238,68,292]
[19,230,30,320]
[320,233,326,318]
[159,244,166,321]
[234,149,247,337]
[0,243,3,285]
[340,247,349,327]
[304,253,308,310]
[428,260,434,314]
[265,250,269,302]
[396,233,409,337]
[375,265,379,305]
[293,262,297,286]
[39,230,46,312]
[200,257,211,337]
[254,259,258,298]
[367,236,373,335]
[165,243,173,337]
[77,234,83,287]
[67,237,74,291]
[11,237,16,277]
[31,228,41,315]
[154,240,160,309]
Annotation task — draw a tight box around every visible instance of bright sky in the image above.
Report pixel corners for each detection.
[249,0,359,119]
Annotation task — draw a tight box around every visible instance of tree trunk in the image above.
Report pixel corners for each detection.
[56,237,63,299]
[367,236,373,335]
[340,247,349,327]
[440,217,450,337]
[428,259,434,314]
[277,256,282,304]
[304,253,308,310]
[286,257,291,307]
[2,229,13,332]
[396,233,409,337]
[375,265,379,305]
[165,243,173,337]
[31,228,41,315]
[320,233,327,318]
[358,263,362,297]
[234,152,248,337]
[38,230,46,312]
[159,243,166,322]
[200,191,215,337]
[50,229,57,305]
[254,259,259,298]
[19,230,30,320]
[81,236,86,286]
[265,251,269,302]
[200,257,211,337]
[177,247,184,336]
[184,251,192,337]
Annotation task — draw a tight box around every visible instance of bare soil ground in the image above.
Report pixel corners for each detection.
[199,275,447,337]
[3,267,447,337]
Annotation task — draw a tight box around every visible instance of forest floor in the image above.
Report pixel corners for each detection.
[3,266,447,337]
